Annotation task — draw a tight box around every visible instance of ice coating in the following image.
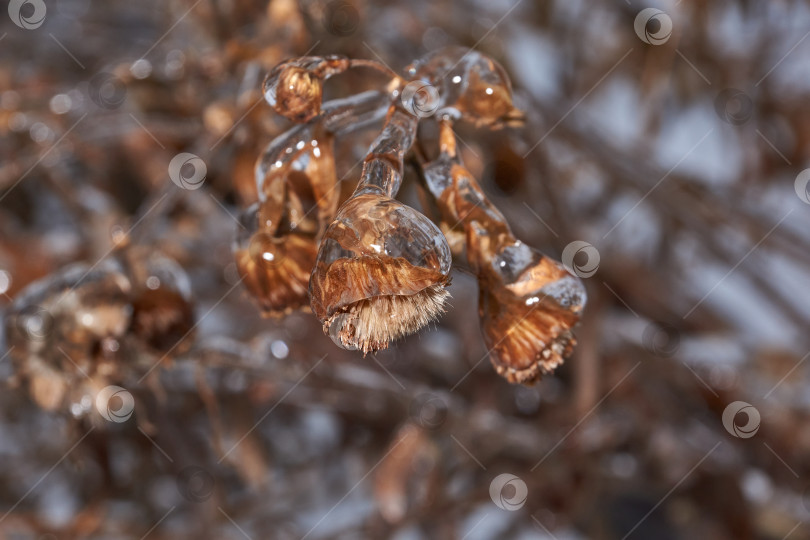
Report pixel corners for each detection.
[3,254,194,411]
[409,47,523,127]
[309,103,452,352]
[352,105,419,197]
[239,92,394,316]
[255,91,391,210]
[421,119,586,384]
[234,202,318,316]
[262,55,351,122]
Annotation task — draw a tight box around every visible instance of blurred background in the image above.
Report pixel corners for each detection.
[2,0,810,538]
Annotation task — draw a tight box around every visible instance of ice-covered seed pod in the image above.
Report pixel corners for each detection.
[309,193,452,353]
[238,92,392,316]
[472,228,586,384]
[234,202,320,316]
[422,120,585,384]
[4,260,133,410]
[409,47,524,127]
[309,105,452,353]
[263,55,349,122]
[263,56,398,123]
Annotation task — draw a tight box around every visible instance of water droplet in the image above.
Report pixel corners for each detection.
[271,340,289,359]
[0,270,11,295]
[49,94,72,114]
[130,59,152,79]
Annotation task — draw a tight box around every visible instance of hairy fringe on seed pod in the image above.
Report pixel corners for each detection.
[312,258,450,353]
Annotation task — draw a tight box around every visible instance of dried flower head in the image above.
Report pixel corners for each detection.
[409,47,524,127]
[472,228,586,384]
[309,192,451,353]
[4,261,132,410]
[4,250,196,410]
[235,124,337,316]
[421,119,586,384]
[237,92,391,316]
[235,206,320,316]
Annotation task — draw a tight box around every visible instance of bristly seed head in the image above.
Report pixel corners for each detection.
[309,193,453,353]
[325,283,450,353]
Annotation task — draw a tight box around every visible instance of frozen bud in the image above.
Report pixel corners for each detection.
[473,234,586,384]
[309,193,452,353]
[410,47,524,127]
[234,203,319,316]
[237,122,339,316]
[263,55,351,123]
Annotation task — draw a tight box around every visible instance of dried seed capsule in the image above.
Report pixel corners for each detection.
[409,47,524,127]
[422,120,585,384]
[473,228,586,384]
[4,260,133,410]
[237,92,391,316]
[234,202,320,316]
[309,105,452,352]
[309,192,451,352]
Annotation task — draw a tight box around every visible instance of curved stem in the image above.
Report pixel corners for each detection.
[427,119,511,245]
[348,58,405,85]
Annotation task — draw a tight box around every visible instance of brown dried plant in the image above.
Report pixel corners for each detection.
[236,48,586,383]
